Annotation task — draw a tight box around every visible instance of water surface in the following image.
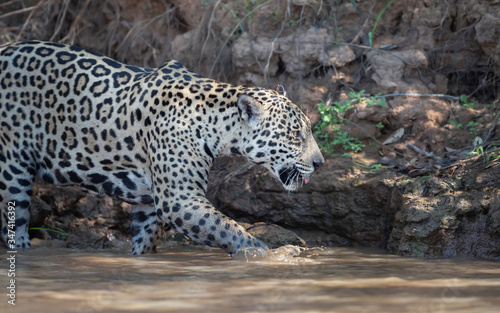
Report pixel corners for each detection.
[1,245,499,312]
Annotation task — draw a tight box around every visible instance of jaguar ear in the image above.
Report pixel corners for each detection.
[275,84,287,98]
[237,94,263,130]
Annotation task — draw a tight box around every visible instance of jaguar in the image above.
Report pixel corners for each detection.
[0,41,324,254]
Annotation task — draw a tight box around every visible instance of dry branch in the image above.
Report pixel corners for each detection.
[209,0,272,77]
[0,2,42,21]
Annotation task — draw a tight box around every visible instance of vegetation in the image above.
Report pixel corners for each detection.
[315,88,498,177]
[368,0,394,47]
[460,94,475,109]
[314,90,387,156]
[30,227,70,239]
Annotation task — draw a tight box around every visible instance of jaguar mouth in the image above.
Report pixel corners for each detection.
[278,166,310,191]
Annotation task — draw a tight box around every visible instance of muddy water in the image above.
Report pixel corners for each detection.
[1,245,500,313]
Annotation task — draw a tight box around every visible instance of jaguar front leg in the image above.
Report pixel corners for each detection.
[155,196,268,254]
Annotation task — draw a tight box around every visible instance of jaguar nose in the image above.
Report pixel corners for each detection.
[313,160,323,171]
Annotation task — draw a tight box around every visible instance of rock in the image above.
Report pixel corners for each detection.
[297,85,328,123]
[31,183,132,246]
[30,196,52,226]
[388,161,500,260]
[475,13,500,65]
[432,73,449,94]
[241,222,306,248]
[386,98,451,139]
[208,150,500,260]
[366,49,430,94]
[389,189,500,259]
[280,27,354,78]
[298,85,327,106]
[349,95,390,127]
[366,51,405,93]
[171,30,196,62]
[345,121,382,141]
[318,45,356,68]
[169,0,204,27]
[232,33,279,76]
[208,156,399,247]
[399,50,428,75]
[490,208,500,235]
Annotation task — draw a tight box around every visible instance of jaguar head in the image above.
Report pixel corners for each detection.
[237,86,324,191]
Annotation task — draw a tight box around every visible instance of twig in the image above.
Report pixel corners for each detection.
[61,0,91,44]
[15,2,37,42]
[49,0,70,42]
[261,2,288,86]
[330,92,460,109]
[0,0,22,9]
[371,93,460,101]
[327,0,340,40]
[467,71,498,99]
[407,142,442,161]
[104,0,120,56]
[481,108,499,143]
[0,3,41,20]
[209,0,272,77]
[116,7,175,53]
[350,0,376,44]
[198,0,222,73]
[297,5,305,87]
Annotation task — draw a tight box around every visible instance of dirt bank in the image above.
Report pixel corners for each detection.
[1,0,499,259]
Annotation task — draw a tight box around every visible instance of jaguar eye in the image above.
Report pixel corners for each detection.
[292,130,305,140]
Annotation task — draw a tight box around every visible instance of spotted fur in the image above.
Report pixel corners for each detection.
[0,41,324,254]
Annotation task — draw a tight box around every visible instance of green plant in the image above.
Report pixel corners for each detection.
[466,145,484,157]
[223,2,245,35]
[376,121,384,129]
[475,145,484,155]
[315,128,355,156]
[449,120,462,129]
[30,227,69,238]
[315,102,355,155]
[414,174,432,184]
[467,120,479,135]
[315,91,388,155]
[460,94,475,109]
[369,163,383,172]
[368,0,394,47]
[485,101,498,111]
[366,93,387,107]
[1,33,13,43]
[245,0,253,27]
[348,90,364,103]
[331,131,365,152]
[486,148,500,163]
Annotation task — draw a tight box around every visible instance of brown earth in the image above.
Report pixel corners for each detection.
[1,0,499,259]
